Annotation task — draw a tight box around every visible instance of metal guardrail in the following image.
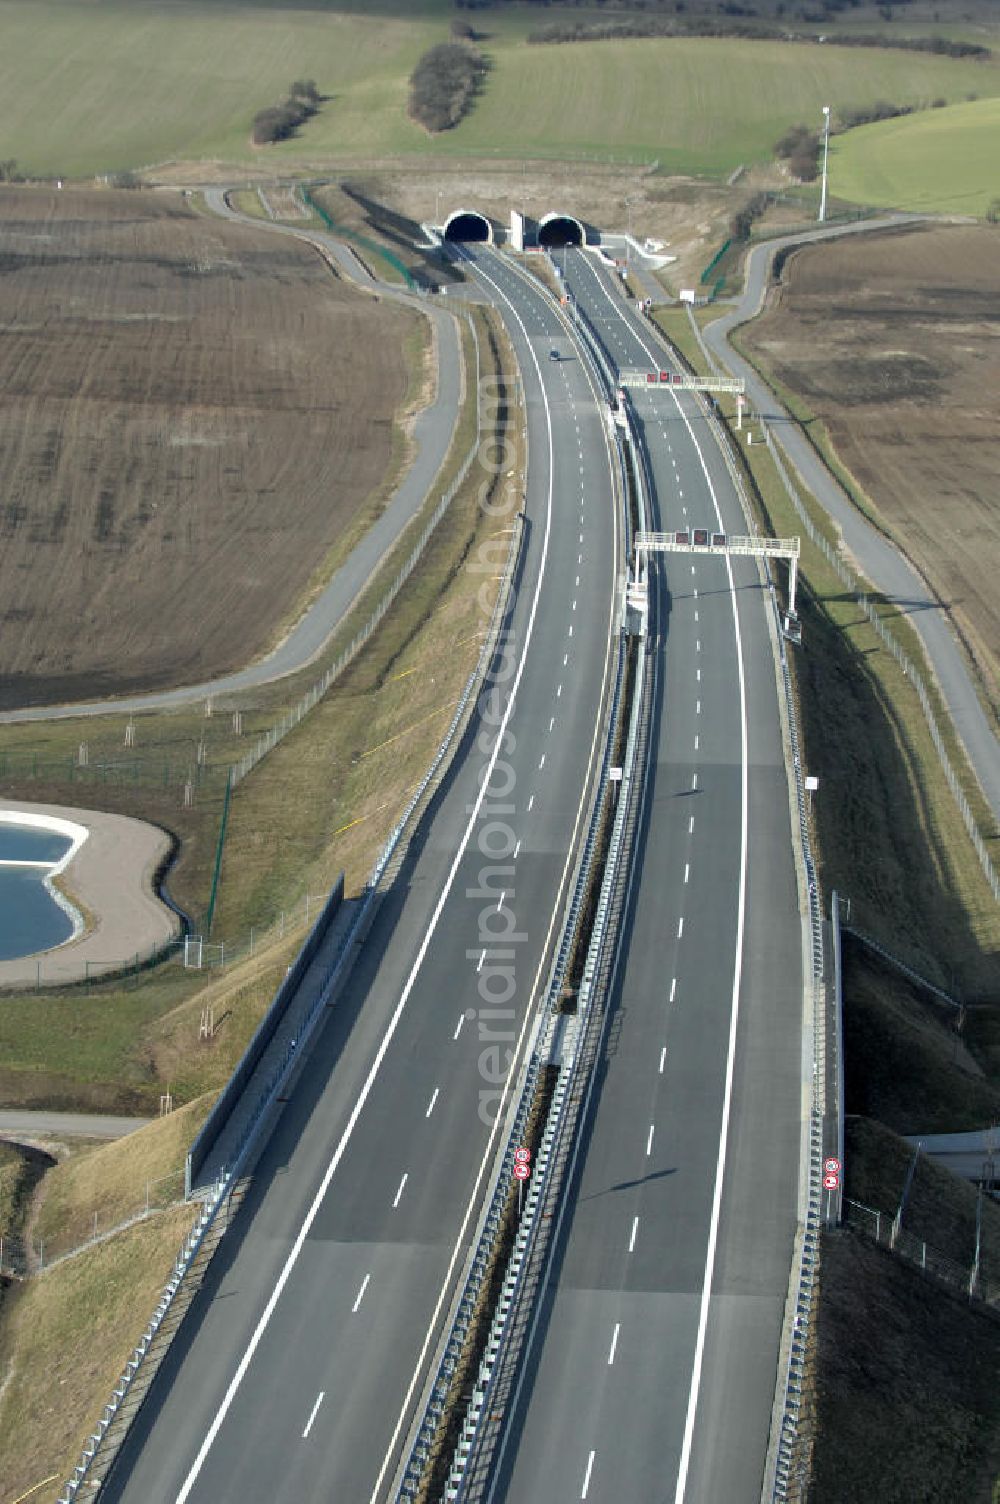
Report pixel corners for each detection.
[185,875,345,1196]
[841,921,963,1014]
[55,351,524,1504]
[395,268,636,1504]
[447,627,647,1503]
[439,400,648,1500]
[636,315,825,1504]
[58,1169,227,1501]
[694,389,825,1504]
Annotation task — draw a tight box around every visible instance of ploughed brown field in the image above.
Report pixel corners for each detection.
[741,224,1000,712]
[0,187,418,708]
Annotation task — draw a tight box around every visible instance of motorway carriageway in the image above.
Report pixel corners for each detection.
[483,250,804,1504]
[99,241,621,1501]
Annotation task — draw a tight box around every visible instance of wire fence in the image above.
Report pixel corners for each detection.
[0,1170,186,1279]
[54,365,527,1504]
[844,1197,1000,1308]
[0,313,485,822]
[19,889,331,990]
[763,426,1000,905]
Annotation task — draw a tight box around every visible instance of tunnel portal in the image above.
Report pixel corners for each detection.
[442,210,492,243]
[537,213,585,248]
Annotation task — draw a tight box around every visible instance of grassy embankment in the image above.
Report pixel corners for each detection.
[0,300,525,1503]
[727,283,1000,747]
[664,303,1000,986]
[0,2,997,180]
[0,1199,197,1504]
[0,297,433,937]
[0,301,521,1116]
[830,96,1000,217]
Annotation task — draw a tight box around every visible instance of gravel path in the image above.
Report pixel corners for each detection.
[0,1110,151,1138]
[702,215,1000,824]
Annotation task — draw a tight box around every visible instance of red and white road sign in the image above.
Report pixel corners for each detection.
[514,1147,531,1164]
[513,1163,531,1181]
[823,1173,840,1190]
[824,1157,841,1175]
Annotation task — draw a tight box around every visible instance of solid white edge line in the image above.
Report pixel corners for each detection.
[370,244,621,1504]
[478,250,648,1504]
[573,253,751,1504]
[174,243,568,1504]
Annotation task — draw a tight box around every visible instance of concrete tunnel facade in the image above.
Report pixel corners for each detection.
[442,209,493,243]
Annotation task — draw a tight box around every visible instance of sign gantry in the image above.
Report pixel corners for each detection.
[628,529,802,640]
[619,368,744,395]
[617,368,747,424]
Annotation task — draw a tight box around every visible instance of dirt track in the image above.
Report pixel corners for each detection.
[0,186,419,708]
[741,223,1000,712]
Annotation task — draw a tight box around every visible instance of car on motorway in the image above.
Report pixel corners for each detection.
[549,348,560,361]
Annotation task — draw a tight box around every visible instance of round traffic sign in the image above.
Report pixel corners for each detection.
[514,1147,531,1164]
[824,1157,841,1175]
[823,1173,839,1190]
[513,1163,531,1181]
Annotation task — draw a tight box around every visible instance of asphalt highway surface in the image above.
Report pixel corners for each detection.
[485,250,803,1504]
[100,241,623,1503]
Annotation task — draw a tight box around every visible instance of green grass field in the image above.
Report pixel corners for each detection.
[831,97,1000,215]
[442,36,998,176]
[1,2,998,179]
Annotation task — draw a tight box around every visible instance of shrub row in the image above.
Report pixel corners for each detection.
[524,12,989,59]
[774,122,820,182]
[729,190,770,242]
[409,42,486,133]
[252,80,322,147]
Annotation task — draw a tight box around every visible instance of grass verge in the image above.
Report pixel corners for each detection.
[814,1223,1000,1504]
[0,305,522,1114]
[0,1203,196,1504]
[0,297,524,1501]
[674,367,1000,995]
[29,1101,212,1265]
[842,938,1000,1135]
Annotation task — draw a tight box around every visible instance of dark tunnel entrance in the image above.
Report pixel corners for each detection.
[537,214,585,248]
[443,210,492,243]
